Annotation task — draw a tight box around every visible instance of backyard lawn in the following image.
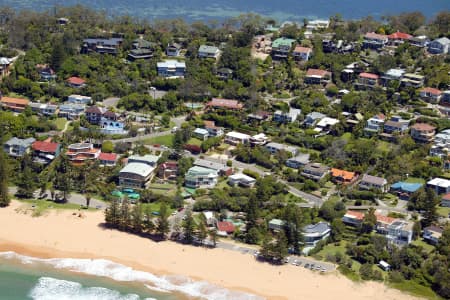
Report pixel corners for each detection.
[54,118,67,131]
[143,134,174,147]
[187,137,203,146]
[17,199,94,217]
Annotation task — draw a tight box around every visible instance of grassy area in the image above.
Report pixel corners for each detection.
[148,183,177,196]
[187,137,203,146]
[143,134,174,147]
[341,132,352,141]
[141,202,175,216]
[389,281,441,300]
[53,118,67,131]
[437,206,450,218]
[376,141,392,153]
[404,177,426,184]
[16,199,94,217]
[411,239,435,254]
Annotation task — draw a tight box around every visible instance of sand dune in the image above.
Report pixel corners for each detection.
[0,201,420,300]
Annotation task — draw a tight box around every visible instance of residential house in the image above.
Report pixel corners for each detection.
[380,68,405,87]
[302,222,331,247]
[100,110,127,135]
[0,96,29,112]
[85,106,106,125]
[68,94,92,105]
[427,178,450,195]
[217,221,235,235]
[382,116,409,135]
[430,129,450,158]
[36,64,56,81]
[387,31,412,46]
[401,73,424,88]
[441,91,450,106]
[206,98,243,110]
[265,142,298,156]
[268,219,286,231]
[0,57,12,78]
[408,35,429,47]
[128,154,159,167]
[306,19,329,30]
[193,128,209,140]
[128,39,155,60]
[203,211,216,226]
[285,153,310,169]
[248,110,271,123]
[29,103,58,116]
[166,43,182,57]
[374,214,397,235]
[342,210,364,226]
[304,112,325,127]
[158,162,178,180]
[98,152,118,166]
[386,220,414,246]
[359,174,388,192]
[193,158,232,176]
[31,140,61,164]
[342,112,364,129]
[203,120,224,137]
[331,168,358,185]
[419,87,442,103]
[228,173,257,187]
[198,45,220,59]
[364,114,386,135]
[322,39,354,54]
[66,76,86,88]
[66,143,101,165]
[273,108,301,123]
[390,181,423,200]
[314,117,339,133]
[355,72,379,89]
[82,37,122,55]
[216,68,233,80]
[427,37,450,54]
[423,226,444,245]
[362,32,388,50]
[410,123,436,143]
[441,193,450,207]
[58,103,85,120]
[157,60,186,78]
[271,37,296,59]
[292,46,312,61]
[304,68,331,85]
[301,163,330,181]
[250,133,270,146]
[3,137,36,157]
[185,166,218,189]
[225,131,250,145]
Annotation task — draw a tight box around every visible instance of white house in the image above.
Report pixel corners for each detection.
[198,45,220,59]
[68,94,92,105]
[228,173,256,187]
[225,131,250,145]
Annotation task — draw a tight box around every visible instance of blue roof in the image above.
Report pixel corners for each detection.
[391,181,423,193]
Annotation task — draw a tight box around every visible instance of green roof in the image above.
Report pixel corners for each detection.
[198,45,219,54]
[272,37,296,48]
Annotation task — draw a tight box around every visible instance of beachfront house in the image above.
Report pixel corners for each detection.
[66,143,101,165]
[31,140,61,164]
[427,178,450,195]
[198,45,220,59]
[119,154,158,188]
[302,222,331,247]
[359,174,388,192]
[3,137,36,157]
[390,181,423,200]
[157,60,186,78]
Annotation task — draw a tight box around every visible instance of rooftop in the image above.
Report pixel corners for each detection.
[98,152,118,161]
[1,97,29,106]
[32,141,59,153]
[272,37,296,48]
[361,174,387,186]
[427,178,450,188]
[359,72,379,80]
[331,168,357,181]
[207,98,243,109]
[306,68,330,78]
[119,162,154,177]
[411,123,436,131]
[5,137,36,147]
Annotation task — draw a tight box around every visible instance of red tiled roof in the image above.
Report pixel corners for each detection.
[442,193,450,201]
[1,97,29,106]
[420,87,442,95]
[85,106,104,114]
[98,152,117,161]
[375,214,396,225]
[32,141,59,153]
[294,46,312,53]
[306,68,330,77]
[359,72,379,79]
[207,98,243,109]
[67,76,86,85]
[331,168,357,181]
[411,123,436,131]
[217,221,235,233]
[388,32,412,40]
[345,210,364,220]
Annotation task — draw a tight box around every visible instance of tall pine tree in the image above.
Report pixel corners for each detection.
[0,152,10,207]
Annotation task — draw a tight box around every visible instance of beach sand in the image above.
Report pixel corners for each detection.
[0,201,420,300]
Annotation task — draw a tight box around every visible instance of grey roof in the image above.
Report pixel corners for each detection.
[302,222,330,235]
[128,154,159,166]
[303,163,329,173]
[361,174,386,185]
[306,112,326,120]
[119,162,154,177]
[194,158,228,172]
[4,137,36,147]
[199,45,219,54]
[433,37,450,45]
[157,60,186,68]
[287,153,310,164]
[265,142,297,153]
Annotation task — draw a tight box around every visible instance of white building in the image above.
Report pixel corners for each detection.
[225,131,251,145]
[228,173,256,187]
[68,94,92,105]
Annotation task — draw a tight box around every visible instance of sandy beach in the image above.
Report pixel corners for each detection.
[0,201,420,300]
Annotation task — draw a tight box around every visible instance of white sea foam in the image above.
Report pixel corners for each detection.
[0,251,264,300]
[29,277,150,300]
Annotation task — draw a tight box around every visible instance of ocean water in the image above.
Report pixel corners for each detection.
[1,0,448,21]
[0,252,264,300]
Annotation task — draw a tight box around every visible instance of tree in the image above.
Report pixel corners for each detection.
[182,208,196,243]
[156,202,170,238]
[50,40,66,71]
[119,196,131,231]
[105,197,120,227]
[421,189,439,227]
[361,207,377,234]
[143,205,155,233]
[197,217,208,245]
[131,204,143,233]
[85,194,91,208]
[209,228,218,247]
[0,152,10,207]
[101,141,114,153]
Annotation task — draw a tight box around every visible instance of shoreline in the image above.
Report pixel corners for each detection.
[0,201,421,300]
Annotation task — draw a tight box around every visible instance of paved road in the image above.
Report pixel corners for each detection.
[8,187,108,210]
